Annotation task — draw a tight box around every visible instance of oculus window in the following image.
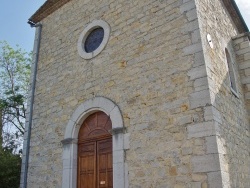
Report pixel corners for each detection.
[84,28,104,53]
[77,20,110,59]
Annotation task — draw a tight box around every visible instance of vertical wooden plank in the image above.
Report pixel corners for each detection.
[78,141,96,188]
[78,112,113,188]
[97,138,113,188]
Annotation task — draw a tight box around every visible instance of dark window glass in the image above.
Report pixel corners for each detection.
[225,48,237,92]
[84,28,104,53]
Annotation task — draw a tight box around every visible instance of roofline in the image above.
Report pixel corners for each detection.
[28,0,71,24]
[222,0,249,33]
[231,0,249,32]
[29,0,249,33]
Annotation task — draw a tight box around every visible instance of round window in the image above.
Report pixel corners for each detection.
[77,20,110,59]
[84,28,104,53]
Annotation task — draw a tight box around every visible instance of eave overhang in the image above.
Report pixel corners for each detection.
[222,0,249,33]
[29,0,248,33]
[28,0,71,24]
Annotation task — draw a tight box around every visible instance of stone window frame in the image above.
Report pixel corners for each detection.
[61,97,128,188]
[225,48,239,97]
[77,20,110,59]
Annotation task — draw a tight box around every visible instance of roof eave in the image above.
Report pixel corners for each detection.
[29,0,249,34]
[222,0,249,33]
[231,0,249,32]
[28,0,71,24]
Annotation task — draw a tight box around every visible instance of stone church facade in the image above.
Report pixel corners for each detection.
[20,0,249,187]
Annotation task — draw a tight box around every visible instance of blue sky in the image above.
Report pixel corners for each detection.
[0,0,45,52]
[0,0,249,52]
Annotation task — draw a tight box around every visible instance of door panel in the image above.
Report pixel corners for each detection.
[78,112,113,188]
[97,138,113,188]
[78,112,112,141]
[78,138,113,188]
[78,142,96,188]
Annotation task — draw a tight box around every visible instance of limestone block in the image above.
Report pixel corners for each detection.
[193,52,205,67]
[205,136,218,154]
[183,43,202,55]
[245,68,250,76]
[239,60,250,70]
[194,77,208,92]
[178,165,190,175]
[244,52,250,60]
[187,65,207,81]
[123,133,130,150]
[180,1,196,13]
[175,115,193,126]
[190,182,202,188]
[187,121,216,139]
[207,171,223,188]
[241,77,250,84]
[201,182,208,188]
[204,106,222,124]
[191,154,221,173]
[183,20,199,32]
[186,8,198,21]
[189,89,211,109]
[181,147,193,155]
[113,162,125,188]
[191,173,207,182]
[113,150,124,163]
[208,136,227,155]
[240,41,250,49]
[174,184,185,188]
[233,37,244,45]
[236,47,250,55]
[191,29,201,44]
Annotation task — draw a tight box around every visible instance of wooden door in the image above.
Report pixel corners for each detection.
[97,138,113,188]
[78,112,113,188]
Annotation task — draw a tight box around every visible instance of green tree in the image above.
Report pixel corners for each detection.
[0,41,31,188]
[0,147,22,188]
[0,41,31,151]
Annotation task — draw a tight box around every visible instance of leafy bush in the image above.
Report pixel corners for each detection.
[0,148,21,188]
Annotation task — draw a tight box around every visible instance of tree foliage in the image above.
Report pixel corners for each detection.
[0,41,31,187]
[0,41,31,144]
[0,147,21,188]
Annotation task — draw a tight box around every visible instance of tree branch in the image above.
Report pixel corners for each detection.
[2,116,24,135]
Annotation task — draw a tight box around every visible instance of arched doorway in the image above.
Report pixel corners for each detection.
[61,97,127,188]
[77,111,113,188]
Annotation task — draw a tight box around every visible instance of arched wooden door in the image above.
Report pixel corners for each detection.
[78,111,113,188]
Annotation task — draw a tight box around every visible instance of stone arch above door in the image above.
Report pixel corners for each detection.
[61,97,127,188]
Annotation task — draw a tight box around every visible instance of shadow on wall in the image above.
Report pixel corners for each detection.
[210,39,249,187]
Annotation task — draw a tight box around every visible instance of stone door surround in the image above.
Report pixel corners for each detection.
[61,97,127,188]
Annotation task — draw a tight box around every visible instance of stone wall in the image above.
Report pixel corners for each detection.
[25,0,249,187]
[233,33,250,122]
[195,0,250,187]
[26,0,211,187]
